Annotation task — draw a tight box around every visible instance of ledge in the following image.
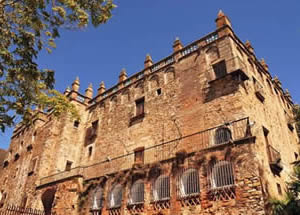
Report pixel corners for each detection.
[129,113,145,126]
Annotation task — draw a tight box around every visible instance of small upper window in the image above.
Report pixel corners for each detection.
[14,153,20,161]
[3,161,9,168]
[213,60,227,79]
[74,120,80,128]
[134,147,144,164]
[65,161,73,171]
[88,146,93,158]
[135,98,145,117]
[215,127,232,145]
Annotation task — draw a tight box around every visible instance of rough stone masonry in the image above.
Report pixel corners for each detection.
[0,10,299,215]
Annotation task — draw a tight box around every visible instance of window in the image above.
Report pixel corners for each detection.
[65,161,73,171]
[134,147,144,164]
[3,161,8,168]
[153,175,170,202]
[14,153,20,161]
[28,158,37,176]
[74,120,80,128]
[108,184,123,209]
[87,120,99,141]
[88,146,93,158]
[177,168,200,198]
[215,127,232,145]
[212,60,227,79]
[277,183,282,195]
[90,187,103,211]
[128,180,144,205]
[294,152,299,160]
[135,98,145,117]
[288,123,294,132]
[27,144,33,152]
[156,88,162,96]
[263,127,270,146]
[209,161,235,189]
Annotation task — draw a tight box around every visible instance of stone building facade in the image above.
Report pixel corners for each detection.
[0,11,299,215]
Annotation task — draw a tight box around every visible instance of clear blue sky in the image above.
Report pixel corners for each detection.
[1,0,300,150]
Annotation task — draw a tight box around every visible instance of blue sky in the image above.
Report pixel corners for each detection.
[1,0,300,149]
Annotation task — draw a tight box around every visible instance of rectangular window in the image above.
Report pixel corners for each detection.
[28,158,37,175]
[90,120,99,138]
[88,146,93,157]
[213,60,227,79]
[65,161,73,171]
[277,183,282,195]
[74,120,80,128]
[134,147,144,164]
[136,98,145,117]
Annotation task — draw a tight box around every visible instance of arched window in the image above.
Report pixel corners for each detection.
[153,175,170,201]
[128,180,144,205]
[178,168,200,198]
[209,161,235,189]
[90,187,103,211]
[215,127,232,145]
[108,184,123,209]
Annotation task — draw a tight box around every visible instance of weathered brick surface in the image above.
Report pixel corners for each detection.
[0,11,298,215]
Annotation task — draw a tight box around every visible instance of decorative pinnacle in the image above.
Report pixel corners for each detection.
[120,68,127,76]
[74,76,80,84]
[245,40,251,47]
[86,83,93,91]
[145,54,153,62]
[65,86,71,92]
[217,10,225,18]
[100,81,105,89]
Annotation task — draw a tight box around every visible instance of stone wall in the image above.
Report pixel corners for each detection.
[0,11,298,215]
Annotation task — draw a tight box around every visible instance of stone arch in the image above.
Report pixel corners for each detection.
[164,67,175,84]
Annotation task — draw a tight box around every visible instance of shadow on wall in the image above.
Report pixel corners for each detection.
[42,188,56,215]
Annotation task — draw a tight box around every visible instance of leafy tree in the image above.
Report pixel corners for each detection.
[270,166,300,215]
[293,105,300,136]
[0,0,116,132]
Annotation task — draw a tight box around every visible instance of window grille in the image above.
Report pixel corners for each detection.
[177,168,200,198]
[209,161,234,188]
[212,60,227,79]
[108,184,123,209]
[152,175,170,202]
[128,180,144,205]
[215,127,232,145]
[90,187,103,211]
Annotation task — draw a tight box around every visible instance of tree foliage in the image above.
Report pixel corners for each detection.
[270,166,300,215]
[0,0,116,132]
[293,105,300,135]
